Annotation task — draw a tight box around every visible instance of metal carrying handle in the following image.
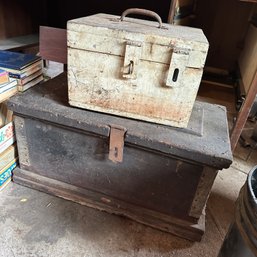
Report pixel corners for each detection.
[120,8,163,28]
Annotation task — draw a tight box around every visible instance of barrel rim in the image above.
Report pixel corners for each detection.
[247,165,257,204]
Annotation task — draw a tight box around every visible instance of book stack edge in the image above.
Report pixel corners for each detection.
[0,103,18,191]
[0,50,43,92]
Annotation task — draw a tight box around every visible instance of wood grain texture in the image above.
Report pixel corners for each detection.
[68,50,202,127]
[14,116,30,168]
[13,167,205,242]
[189,167,218,218]
[39,26,67,64]
[7,74,233,169]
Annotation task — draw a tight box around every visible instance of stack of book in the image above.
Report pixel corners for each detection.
[0,50,43,92]
[0,69,9,84]
[0,103,18,191]
[0,69,18,102]
[0,50,43,190]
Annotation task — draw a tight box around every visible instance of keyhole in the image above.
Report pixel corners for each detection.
[114,147,118,158]
[128,60,134,74]
[172,68,179,82]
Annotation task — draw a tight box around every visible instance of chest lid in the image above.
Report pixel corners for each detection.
[8,74,232,169]
[67,9,209,68]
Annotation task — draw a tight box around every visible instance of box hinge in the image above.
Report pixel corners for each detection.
[166,47,190,88]
[108,125,127,163]
[122,40,142,80]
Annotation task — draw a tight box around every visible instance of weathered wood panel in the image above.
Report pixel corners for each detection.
[13,168,205,242]
[7,74,233,170]
[16,116,203,222]
[67,13,208,128]
[189,167,218,218]
[68,48,202,127]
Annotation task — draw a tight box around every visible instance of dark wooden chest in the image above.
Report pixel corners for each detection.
[8,74,232,241]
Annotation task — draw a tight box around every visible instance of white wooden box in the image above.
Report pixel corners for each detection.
[67,9,209,127]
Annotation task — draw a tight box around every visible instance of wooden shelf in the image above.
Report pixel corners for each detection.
[0,34,39,51]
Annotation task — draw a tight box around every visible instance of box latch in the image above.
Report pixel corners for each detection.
[122,40,142,80]
[166,47,190,88]
[108,125,127,163]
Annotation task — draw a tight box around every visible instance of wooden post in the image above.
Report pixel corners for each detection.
[230,70,257,151]
[168,0,178,24]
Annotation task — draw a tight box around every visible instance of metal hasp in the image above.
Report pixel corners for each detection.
[122,40,142,80]
[7,74,233,242]
[166,47,190,87]
[109,125,126,163]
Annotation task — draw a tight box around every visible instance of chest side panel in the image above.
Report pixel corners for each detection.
[16,116,204,221]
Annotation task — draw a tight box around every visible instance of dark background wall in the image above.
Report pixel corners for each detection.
[45,0,171,28]
[0,0,255,71]
[193,0,254,71]
[0,0,171,39]
[0,0,47,39]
